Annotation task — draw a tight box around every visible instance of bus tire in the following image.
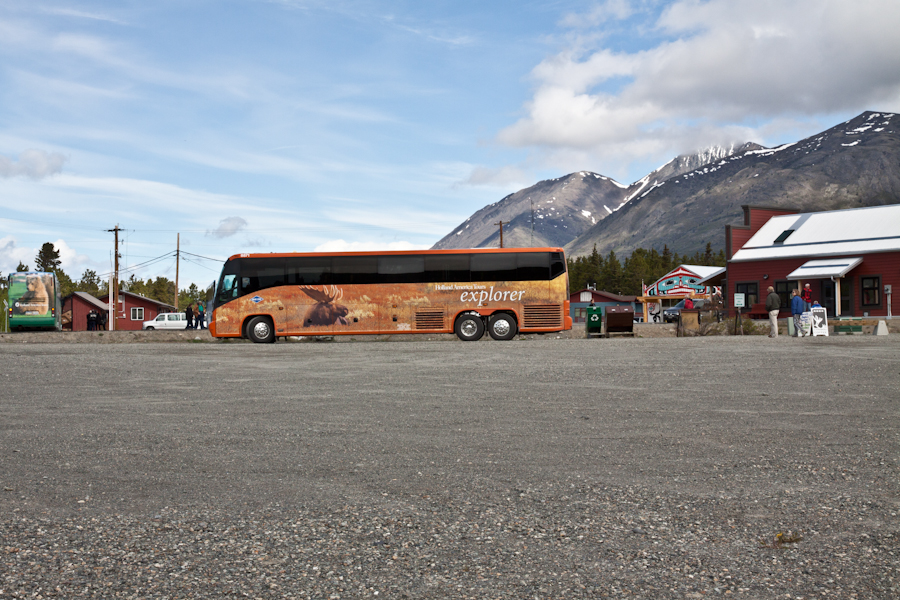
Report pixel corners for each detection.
[488,313,517,340]
[454,313,484,341]
[247,316,276,344]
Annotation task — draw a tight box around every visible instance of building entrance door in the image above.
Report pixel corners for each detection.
[821,281,834,316]
[820,279,853,317]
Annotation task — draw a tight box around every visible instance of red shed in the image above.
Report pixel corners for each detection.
[62,292,109,331]
[100,290,177,331]
[725,204,900,318]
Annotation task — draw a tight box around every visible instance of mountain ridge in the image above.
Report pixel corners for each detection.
[432,111,900,258]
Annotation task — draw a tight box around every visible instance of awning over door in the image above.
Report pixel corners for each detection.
[786,257,862,280]
[695,266,726,286]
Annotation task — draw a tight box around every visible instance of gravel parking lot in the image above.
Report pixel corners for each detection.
[1,336,899,598]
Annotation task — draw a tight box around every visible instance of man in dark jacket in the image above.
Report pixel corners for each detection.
[790,289,806,337]
[765,286,781,338]
[185,304,194,329]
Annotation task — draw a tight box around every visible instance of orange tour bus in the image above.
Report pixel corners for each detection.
[209,247,572,343]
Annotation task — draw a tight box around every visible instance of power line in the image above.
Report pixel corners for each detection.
[180,251,225,262]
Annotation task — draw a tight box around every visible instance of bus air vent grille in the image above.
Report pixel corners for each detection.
[523,305,562,328]
[415,309,444,330]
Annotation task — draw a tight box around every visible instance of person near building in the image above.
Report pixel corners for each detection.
[711,289,724,322]
[765,286,781,338]
[185,304,194,330]
[791,289,807,337]
[801,283,812,311]
[684,297,694,310]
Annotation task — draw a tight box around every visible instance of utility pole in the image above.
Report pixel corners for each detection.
[106,225,121,331]
[495,220,505,248]
[175,233,180,310]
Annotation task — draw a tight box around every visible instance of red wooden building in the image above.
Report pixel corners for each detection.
[100,290,177,331]
[724,204,900,318]
[62,292,109,331]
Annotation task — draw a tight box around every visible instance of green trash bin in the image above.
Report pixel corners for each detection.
[586,306,603,337]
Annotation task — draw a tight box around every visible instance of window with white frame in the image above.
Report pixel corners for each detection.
[131,307,144,321]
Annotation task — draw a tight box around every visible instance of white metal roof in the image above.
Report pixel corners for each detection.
[680,265,725,279]
[695,266,726,284]
[786,257,863,280]
[730,204,900,262]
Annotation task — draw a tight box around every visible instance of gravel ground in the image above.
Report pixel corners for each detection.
[1,336,898,598]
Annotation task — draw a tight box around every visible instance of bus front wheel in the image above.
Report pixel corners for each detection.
[488,313,517,340]
[247,316,276,344]
[455,314,484,341]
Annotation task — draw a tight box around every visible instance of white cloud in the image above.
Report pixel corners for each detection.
[40,7,128,25]
[458,165,532,189]
[0,149,66,179]
[313,240,428,253]
[52,238,93,273]
[560,0,635,29]
[208,217,249,238]
[0,236,35,274]
[0,236,94,277]
[497,0,900,182]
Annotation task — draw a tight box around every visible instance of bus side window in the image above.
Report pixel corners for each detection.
[241,277,256,294]
[517,252,550,280]
[549,253,566,279]
[471,253,517,281]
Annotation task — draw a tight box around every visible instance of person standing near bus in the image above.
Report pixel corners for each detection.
[765,286,781,338]
[791,289,807,337]
[197,302,205,329]
[801,283,812,312]
[185,304,194,329]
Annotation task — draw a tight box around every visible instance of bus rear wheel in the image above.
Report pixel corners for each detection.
[454,313,484,341]
[247,316,276,344]
[488,313,517,340]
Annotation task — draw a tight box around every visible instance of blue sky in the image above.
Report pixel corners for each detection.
[2,0,900,289]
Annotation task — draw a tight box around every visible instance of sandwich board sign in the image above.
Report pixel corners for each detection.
[810,306,829,336]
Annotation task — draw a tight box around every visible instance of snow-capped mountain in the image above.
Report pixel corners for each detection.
[431,171,630,250]
[432,143,757,250]
[433,111,900,259]
[565,111,900,258]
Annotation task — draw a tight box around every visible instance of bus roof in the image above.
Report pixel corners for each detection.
[224,247,566,263]
[8,271,56,279]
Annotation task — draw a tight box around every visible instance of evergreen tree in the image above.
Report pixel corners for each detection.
[703,242,714,265]
[56,269,76,297]
[622,250,651,296]
[35,242,62,272]
[150,277,176,305]
[77,269,102,296]
[661,245,673,271]
[16,262,29,272]
[601,251,623,294]
[178,283,204,309]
